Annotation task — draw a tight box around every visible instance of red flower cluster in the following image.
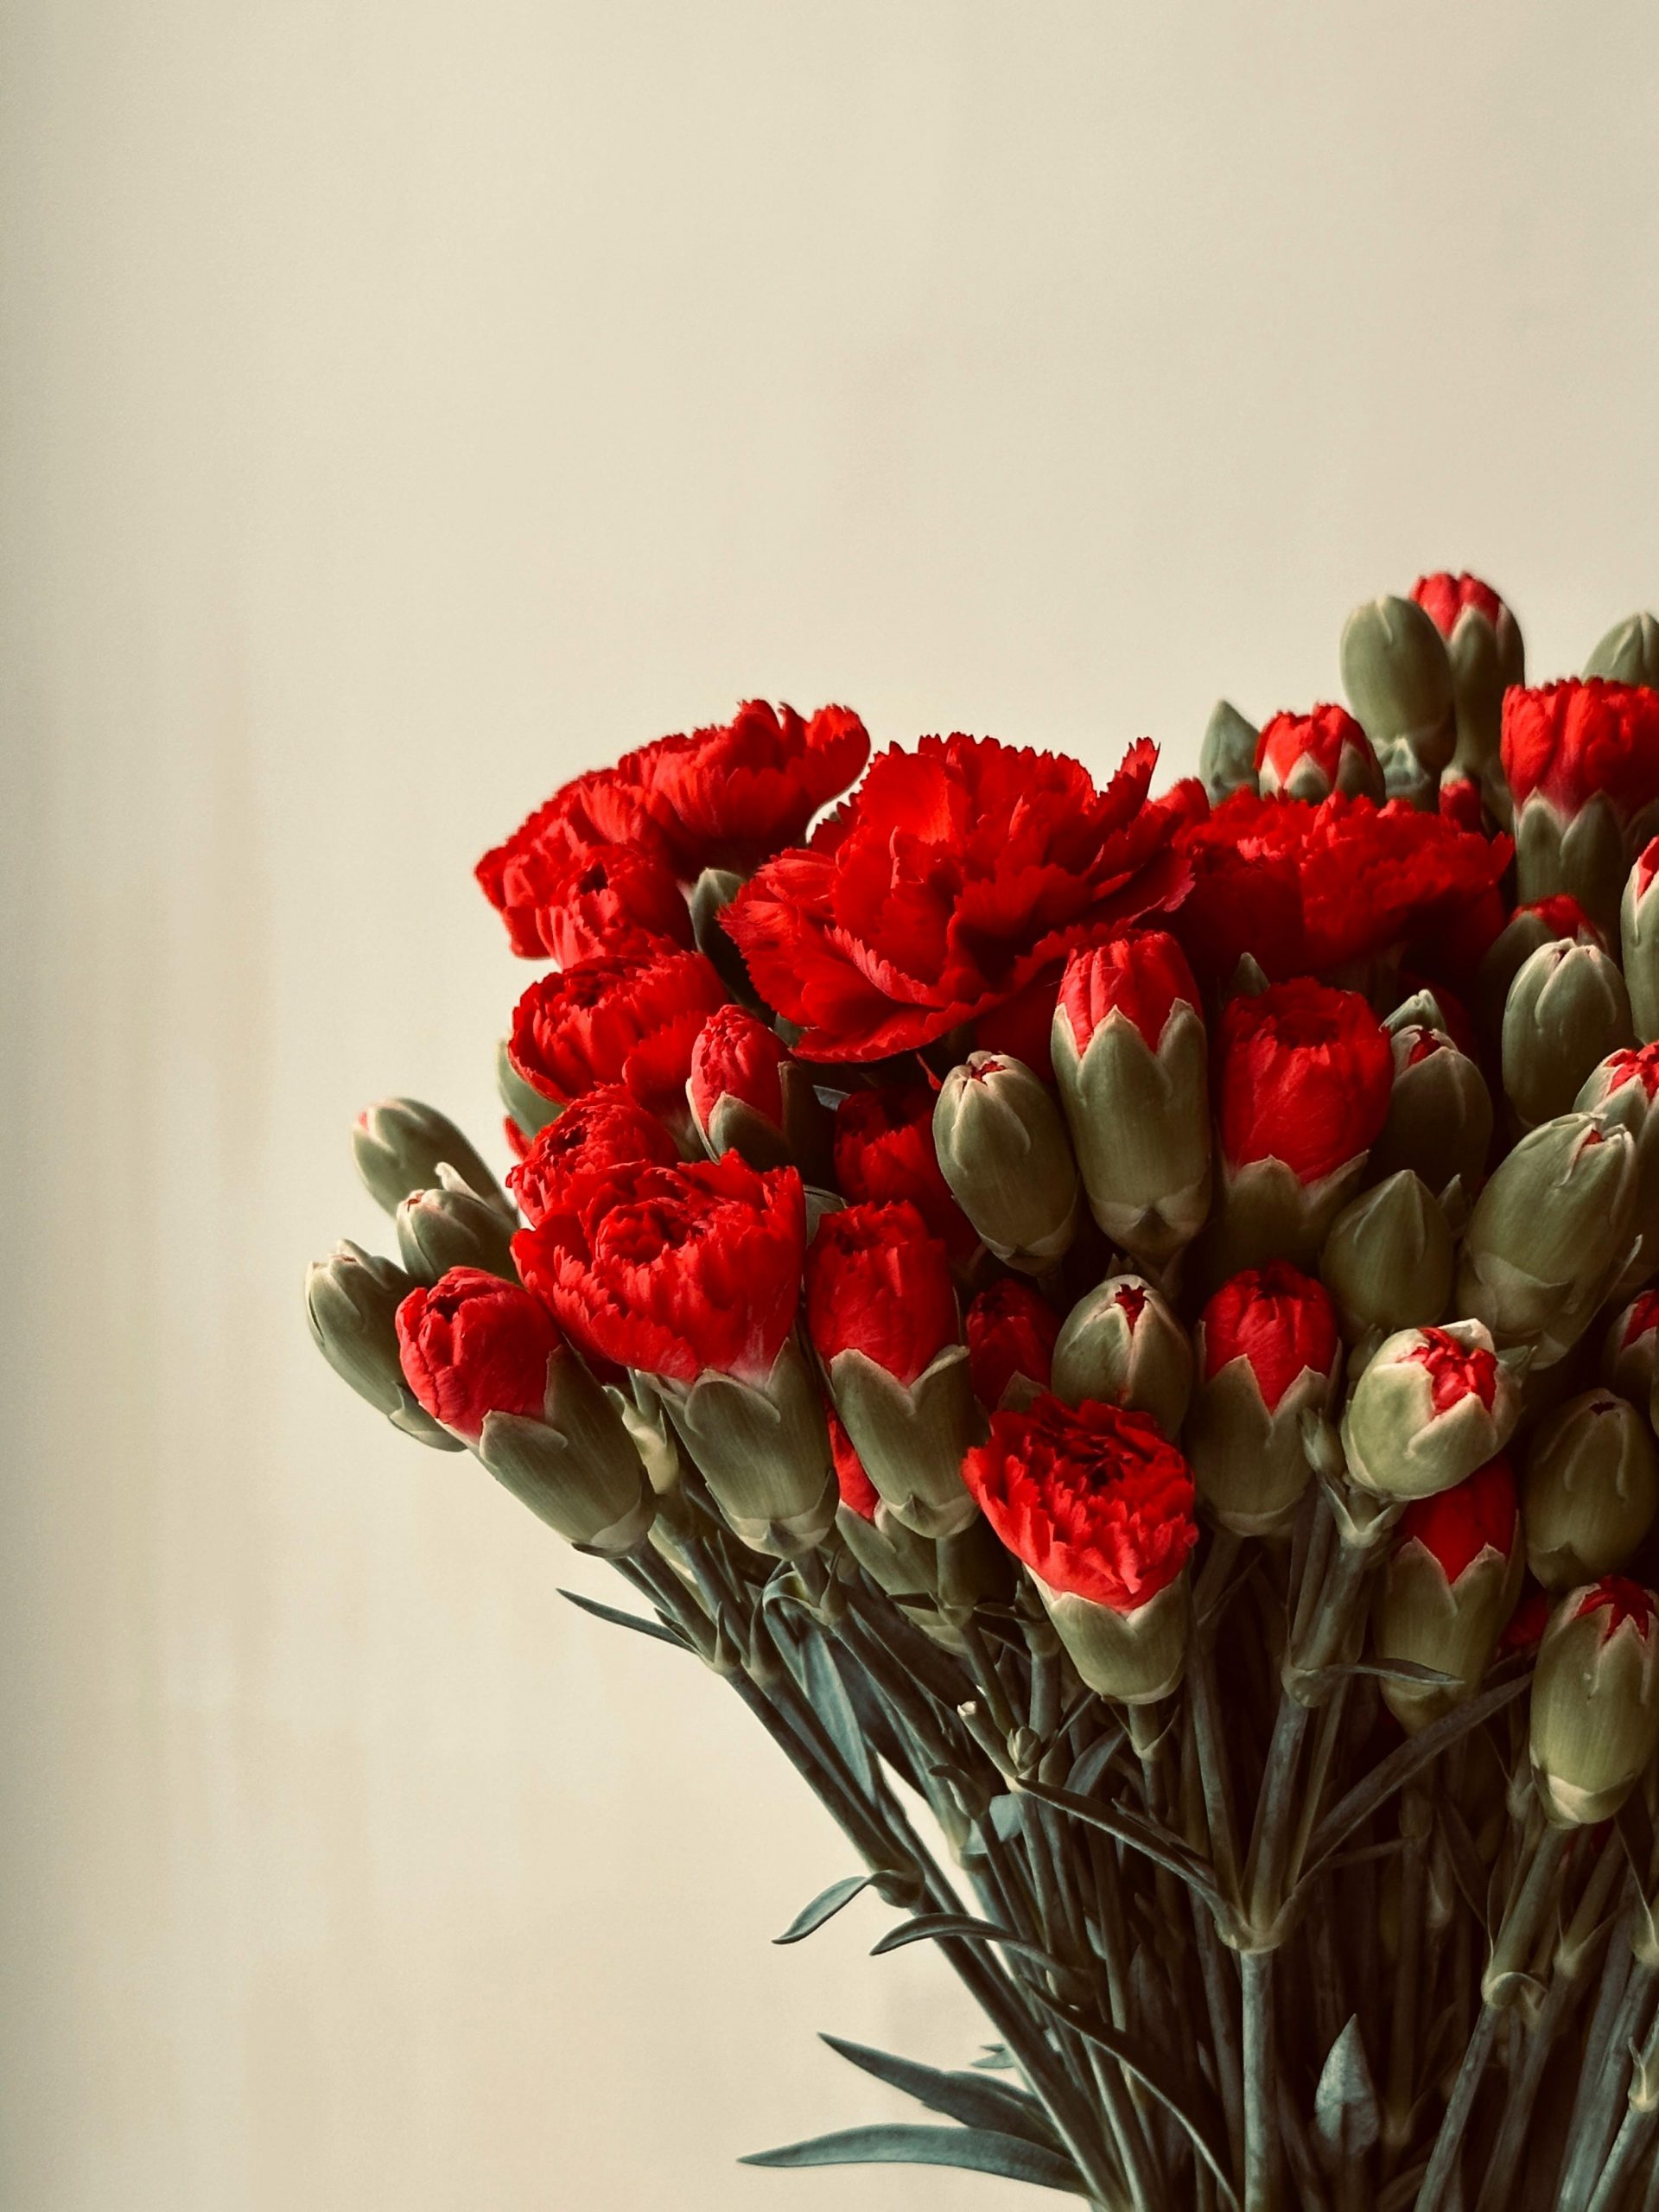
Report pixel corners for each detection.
[724,734,1191,1061]
[963,1395,1198,1613]
[1411,1327,1500,1414]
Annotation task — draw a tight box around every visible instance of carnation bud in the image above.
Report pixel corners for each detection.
[474,1347,658,1555]
[1411,572,1524,809]
[1185,1264,1341,1535]
[658,1339,838,1556]
[1199,698,1260,804]
[1457,1114,1639,1364]
[1476,897,1606,1052]
[304,1242,463,1449]
[353,1097,508,1220]
[1604,1291,1659,1402]
[1365,1025,1493,1199]
[497,1039,560,1145]
[1339,594,1457,779]
[1585,611,1659,688]
[1051,934,1211,1268]
[687,1004,830,1179]
[1501,940,1634,1130]
[1052,1275,1193,1440]
[1577,1043,1659,1296]
[1522,1391,1659,1590]
[932,1052,1079,1271]
[689,865,757,1003]
[1530,1580,1659,1826]
[395,1166,520,1283]
[1342,1322,1522,1503]
[1374,1455,1522,1733]
[1621,840,1659,1045]
[1320,1172,1452,1342]
[806,1202,981,1540]
[1255,703,1384,804]
[964,1280,1060,1412]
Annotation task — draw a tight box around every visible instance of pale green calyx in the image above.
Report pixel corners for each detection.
[658,1337,838,1556]
[1321,1172,1452,1342]
[1375,1522,1522,1735]
[1051,1274,1193,1439]
[825,1343,983,1541]
[476,1345,655,1554]
[1621,848,1659,1046]
[1052,1000,1211,1268]
[1198,699,1259,804]
[1366,1027,1493,1200]
[1033,1571,1191,1707]
[396,1165,521,1282]
[1585,610,1659,687]
[1530,1589,1659,1827]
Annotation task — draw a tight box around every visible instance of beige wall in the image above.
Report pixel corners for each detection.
[3,5,1658,2207]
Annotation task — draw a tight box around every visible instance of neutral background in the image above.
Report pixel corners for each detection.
[4,5,1658,2207]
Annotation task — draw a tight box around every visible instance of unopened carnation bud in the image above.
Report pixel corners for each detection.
[1186,1264,1341,1535]
[1411,572,1523,807]
[689,865,756,1002]
[1342,1322,1521,1502]
[965,1280,1060,1413]
[353,1097,508,1220]
[1476,896,1606,1052]
[1365,1025,1493,1198]
[1621,840,1659,1045]
[1530,1579,1659,1826]
[1577,1042,1659,1295]
[1502,940,1633,1129]
[1321,1172,1452,1341]
[963,1395,1198,1704]
[687,1003,830,1178]
[805,1201,980,1539]
[1605,1290,1659,1402]
[933,1052,1079,1271]
[1458,1114,1638,1363]
[1375,1455,1522,1732]
[305,1242,463,1449]
[396,1166,520,1283]
[1340,594,1457,779]
[1523,1392,1658,1590]
[1199,698,1259,804]
[1208,979,1392,1275]
[497,1039,559,1145]
[1052,933,1211,1268]
[1255,703,1384,803]
[1052,1276,1193,1440]
[1585,611,1659,688]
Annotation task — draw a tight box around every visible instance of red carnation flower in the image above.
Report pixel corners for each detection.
[833,1084,976,1260]
[1218,979,1392,1184]
[395,1267,562,1442]
[724,734,1191,1062]
[477,770,672,953]
[962,1394,1198,1613]
[1396,1455,1518,1586]
[523,842,694,967]
[688,1004,787,1133]
[508,949,729,1125]
[1055,930,1201,1055]
[829,1410,882,1522]
[506,1086,679,1229]
[1412,572,1506,637]
[804,1201,958,1388]
[1198,1263,1339,1413]
[1503,679,1659,825]
[1255,703,1382,804]
[965,1279,1061,1410]
[513,1154,805,1388]
[1412,1325,1500,1414]
[623,701,870,878]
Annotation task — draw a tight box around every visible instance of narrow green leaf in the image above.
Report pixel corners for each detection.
[819,2036,1059,2149]
[773,1876,875,1946]
[1016,1778,1224,1908]
[870,1912,1071,1977]
[971,2044,1016,2072]
[1064,1726,1127,1799]
[796,1625,879,1797]
[557,1588,688,1649]
[1319,1657,1461,1689]
[740,2122,1084,2193]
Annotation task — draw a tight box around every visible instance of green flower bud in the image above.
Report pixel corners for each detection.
[1502,941,1634,1129]
[932,1052,1079,1271]
[1457,1115,1638,1364]
[658,1338,838,1556]
[1198,699,1259,804]
[1321,1172,1452,1342]
[1444,594,1524,803]
[1523,1391,1658,1590]
[1051,1275,1193,1439]
[1585,611,1659,688]
[1530,1580,1659,1826]
[1621,842,1659,1046]
[476,1345,656,1554]
[1339,594,1456,777]
[1342,1321,1522,1502]
[303,1242,463,1449]
[826,1343,984,1541]
[1577,1046,1659,1297]
[1513,791,1629,944]
[689,866,756,1004]
[1374,1457,1522,1733]
[497,1039,559,1145]
[353,1097,508,1220]
[396,1166,520,1282]
[1604,1292,1659,1403]
[1038,1573,1192,1707]
[1365,1027,1493,1199]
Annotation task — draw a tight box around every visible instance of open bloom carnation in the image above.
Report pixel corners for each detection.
[395,1267,563,1441]
[506,1086,679,1228]
[962,1394,1198,1613]
[804,1201,958,1386]
[509,948,728,1121]
[724,734,1191,1061]
[519,842,694,967]
[513,1154,805,1387]
[1218,978,1392,1183]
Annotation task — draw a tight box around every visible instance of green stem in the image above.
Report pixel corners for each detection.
[1241,1948,1279,2212]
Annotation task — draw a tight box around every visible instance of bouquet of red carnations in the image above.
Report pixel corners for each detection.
[308,583,1659,2212]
